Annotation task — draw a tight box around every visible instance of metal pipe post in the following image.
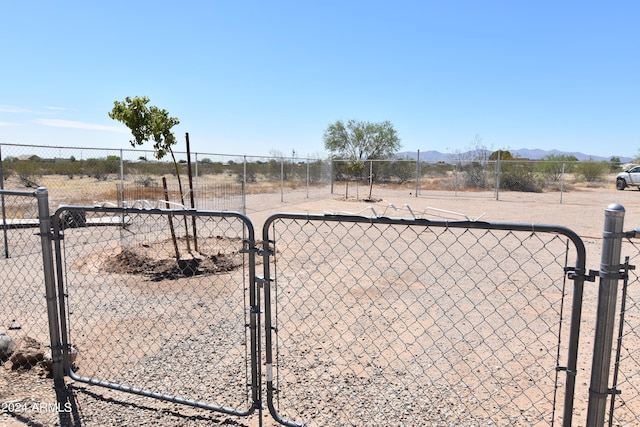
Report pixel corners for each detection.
[242,156,247,214]
[586,203,625,427]
[415,150,420,197]
[0,146,9,259]
[36,187,64,386]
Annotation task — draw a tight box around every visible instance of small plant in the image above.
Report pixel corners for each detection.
[576,159,608,182]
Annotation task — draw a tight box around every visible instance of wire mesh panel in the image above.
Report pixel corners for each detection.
[0,190,52,370]
[607,239,640,426]
[263,214,586,427]
[53,206,259,416]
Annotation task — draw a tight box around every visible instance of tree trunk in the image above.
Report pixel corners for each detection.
[169,149,191,253]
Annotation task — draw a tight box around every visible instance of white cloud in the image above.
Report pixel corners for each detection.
[0,105,31,114]
[34,119,127,133]
[43,106,68,111]
[0,121,19,126]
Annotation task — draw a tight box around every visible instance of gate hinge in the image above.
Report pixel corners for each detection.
[555,366,575,376]
[36,228,65,241]
[44,229,64,241]
[262,240,276,257]
[589,387,622,398]
[255,276,272,288]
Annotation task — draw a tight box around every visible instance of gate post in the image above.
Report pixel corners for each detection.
[35,187,64,386]
[586,203,625,427]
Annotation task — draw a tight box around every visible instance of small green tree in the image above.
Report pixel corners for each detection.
[390,158,415,184]
[109,96,183,188]
[109,96,192,254]
[538,154,578,182]
[323,119,401,199]
[609,156,622,172]
[489,150,513,161]
[109,96,181,175]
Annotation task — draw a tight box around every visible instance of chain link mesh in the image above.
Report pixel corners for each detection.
[54,207,257,415]
[0,191,51,371]
[8,184,639,426]
[608,238,640,426]
[264,215,583,426]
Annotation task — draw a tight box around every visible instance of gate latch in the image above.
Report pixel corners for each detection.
[565,268,598,282]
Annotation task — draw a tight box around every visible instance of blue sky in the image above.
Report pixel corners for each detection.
[1,1,638,159]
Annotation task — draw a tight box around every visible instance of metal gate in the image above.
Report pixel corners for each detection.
[261,213,587,427]
[0,188,63,382]
[9,189,625,426]
[51,205,260,416]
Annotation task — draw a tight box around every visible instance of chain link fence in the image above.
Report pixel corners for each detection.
[331,157,621,200]
[262,214,587,426]
[4,181,640,426]
[0,143,333,212]
[1,143,624,215]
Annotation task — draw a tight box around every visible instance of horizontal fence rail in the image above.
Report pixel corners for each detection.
[262,213,587,427]
[51,206,260,416]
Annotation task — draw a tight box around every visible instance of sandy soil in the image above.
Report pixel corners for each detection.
[2,181,640,426]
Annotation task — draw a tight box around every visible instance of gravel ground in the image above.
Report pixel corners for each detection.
[3,183,640,426]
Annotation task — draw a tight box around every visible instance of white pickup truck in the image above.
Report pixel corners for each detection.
[616,165,640,190]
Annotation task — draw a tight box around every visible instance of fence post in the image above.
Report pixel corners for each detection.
[1,145,9,259]
[415,150,420,197]
[242,156,247,214]
[280,156,284,203]
[35,187,64,386]
[330,158,334,194]
[306,159,310,199]
[560,162,565,204]
[586,203,625,427]
[495,152,501,200]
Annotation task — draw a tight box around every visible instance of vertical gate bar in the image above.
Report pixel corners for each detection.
[52,208,71,375]
[563,243,587,427]
[262,224,277,418]
[245,221,261,413]
[586,203,626,427]
[36,187,64,386]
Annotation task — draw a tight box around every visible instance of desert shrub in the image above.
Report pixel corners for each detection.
[500,167,543,192]
[389,159,415,184]
[462,161,489,189]
[576,160,608,182]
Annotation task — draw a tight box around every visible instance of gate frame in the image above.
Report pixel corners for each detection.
[261,213,587,427]
[51,205,262,417]
[0,188,65,385]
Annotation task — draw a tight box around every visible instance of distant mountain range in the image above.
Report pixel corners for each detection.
[396,149,633,163]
